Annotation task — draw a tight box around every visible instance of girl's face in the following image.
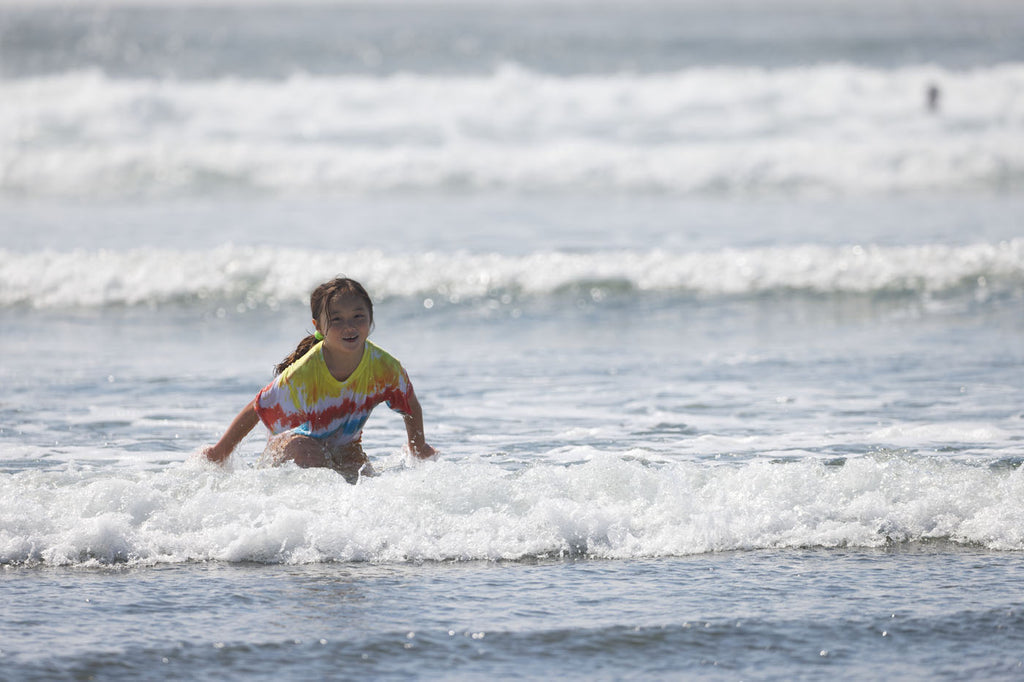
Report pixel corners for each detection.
[317,293,371,354]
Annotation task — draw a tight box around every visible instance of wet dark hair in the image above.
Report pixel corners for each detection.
[274,277,374,375]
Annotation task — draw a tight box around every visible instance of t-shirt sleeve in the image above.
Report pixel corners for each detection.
[382,365,415,417]
[253,375,307,435]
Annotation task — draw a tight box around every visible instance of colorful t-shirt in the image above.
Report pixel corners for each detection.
[254,340,414,445]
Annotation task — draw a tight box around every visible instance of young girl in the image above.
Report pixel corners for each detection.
[203,277,436,482]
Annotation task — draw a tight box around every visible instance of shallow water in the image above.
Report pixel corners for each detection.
[4,548,1024,680]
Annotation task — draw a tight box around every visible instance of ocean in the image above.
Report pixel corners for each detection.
[2,0,1023,679]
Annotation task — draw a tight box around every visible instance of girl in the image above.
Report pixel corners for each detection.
[203,277,436,482]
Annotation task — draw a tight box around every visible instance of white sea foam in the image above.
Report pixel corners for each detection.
[1,452,1021,567]
[1,241,1021,309]
[869,422,1015,446]
[2,64,1022,198]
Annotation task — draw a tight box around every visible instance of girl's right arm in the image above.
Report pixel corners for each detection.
[204,399,260,464]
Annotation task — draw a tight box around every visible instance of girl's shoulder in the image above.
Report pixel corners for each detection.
[363,340,404,371]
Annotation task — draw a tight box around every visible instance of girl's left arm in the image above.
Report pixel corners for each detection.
[403,390,436,459]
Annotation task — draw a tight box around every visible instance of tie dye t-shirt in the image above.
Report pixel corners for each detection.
[254,340,415,445]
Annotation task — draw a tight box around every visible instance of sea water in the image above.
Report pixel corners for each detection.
[2,0,1024,679]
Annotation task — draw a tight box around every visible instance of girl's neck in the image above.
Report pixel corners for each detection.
[322,341,365,382]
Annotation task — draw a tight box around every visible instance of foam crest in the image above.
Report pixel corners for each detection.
[2,453,1022,567]
[2,64,1022,197]
[1,241,1021,309]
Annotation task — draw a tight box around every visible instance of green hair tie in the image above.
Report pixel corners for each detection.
[314,331,324,341]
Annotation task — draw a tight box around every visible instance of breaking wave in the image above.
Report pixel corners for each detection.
[1,241,1021,309]
[2,452,1022,567]
[2,63,1023,198]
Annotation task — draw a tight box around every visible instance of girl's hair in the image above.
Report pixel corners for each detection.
[274,277,374,375]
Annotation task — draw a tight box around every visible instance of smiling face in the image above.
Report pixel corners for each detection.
[316,293,372,355]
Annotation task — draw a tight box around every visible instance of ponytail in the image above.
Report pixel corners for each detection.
[274,333,319,376]
[273,276,374,376]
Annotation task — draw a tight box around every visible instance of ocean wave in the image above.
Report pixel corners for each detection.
[2,64,1022,198]
[1,241,1021,309]
[1,452,1021,567]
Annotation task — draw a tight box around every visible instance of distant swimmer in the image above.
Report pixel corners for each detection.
[202,277,437,482]
[927,83,941,113]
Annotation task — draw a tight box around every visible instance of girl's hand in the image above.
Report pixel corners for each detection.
[410,443,437,460]
[202,444,229,464]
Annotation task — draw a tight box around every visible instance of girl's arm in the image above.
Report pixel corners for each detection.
[403,391,436,459]
[204,399,260,463]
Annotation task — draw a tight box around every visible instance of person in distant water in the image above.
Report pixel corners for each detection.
[926,83,941,113]
[203,277,436,482]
